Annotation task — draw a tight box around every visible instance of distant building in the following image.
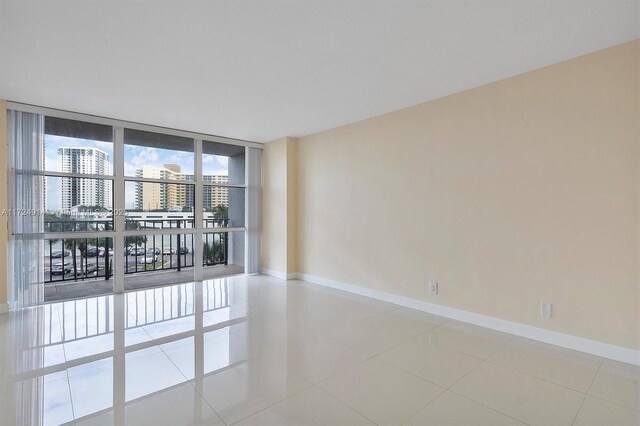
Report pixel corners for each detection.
[134,165,178,210]
[134,164,228,210]
[203,175,229,210]
[58,147,112,210]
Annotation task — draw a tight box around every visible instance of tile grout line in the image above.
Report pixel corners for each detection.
[328,337,473,423]
[195,357,314,426]
[226,378,343,426]
[480,349,640,413]
[363,341,531,426]
[482,351,596,395]
[313,340,436,416]
[445,389,531,426]
[313,385,381,426]
[231,323,398,423]
[444,357,532,426]
[570,363,640,413]
[315,332,433,386]
[125,304,228,425]
[65,374,77,424]
[570,359,602,425]
[154,339,230,426]
[400,388,449,425]
[155,312,319,426]
[226,326,423,425]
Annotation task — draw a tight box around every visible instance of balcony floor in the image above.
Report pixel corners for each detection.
[44,264,245,302]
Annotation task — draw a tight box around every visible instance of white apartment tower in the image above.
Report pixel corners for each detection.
[58,147,112,210]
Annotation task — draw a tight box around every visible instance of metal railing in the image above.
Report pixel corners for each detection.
[45,219,113,233]
[46,236,113,283]
[45,219,231,283]
[125,217,195,230]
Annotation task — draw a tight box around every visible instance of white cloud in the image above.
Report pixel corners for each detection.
[124,146,160,175]
[203,154,229,175]
[123,146,198,174]
[165,151,194,173]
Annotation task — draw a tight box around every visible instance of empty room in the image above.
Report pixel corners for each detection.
[0,0,638,425]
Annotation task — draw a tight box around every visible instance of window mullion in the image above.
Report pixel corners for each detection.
[113,126,125,293]
[194,138,203,281]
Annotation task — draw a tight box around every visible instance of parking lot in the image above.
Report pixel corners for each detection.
[45,251,195,282]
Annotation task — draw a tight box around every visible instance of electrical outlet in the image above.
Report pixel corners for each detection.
[540,303,552,318]
[428,281,438,295]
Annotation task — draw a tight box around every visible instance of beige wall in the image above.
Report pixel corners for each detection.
[262,137,298,275]
[0,99,7,306]
[262,137,288,273]
[286,138,298,273]
[294,41,640,350]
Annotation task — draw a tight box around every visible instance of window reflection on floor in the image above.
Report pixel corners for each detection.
[2,278,249,425]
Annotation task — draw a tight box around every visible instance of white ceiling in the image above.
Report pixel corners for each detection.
[1,0,638,143]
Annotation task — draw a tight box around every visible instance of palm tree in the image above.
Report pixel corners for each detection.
[64,239,87,279]
[203,232,227,265]
[211,204,228,219]
[124,219,148,248]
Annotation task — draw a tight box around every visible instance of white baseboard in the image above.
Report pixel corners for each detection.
[0,303,8,314]
[294,272,640,366]
[260,268,297,280]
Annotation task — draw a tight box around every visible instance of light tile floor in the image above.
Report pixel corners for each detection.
[0,274,638,425]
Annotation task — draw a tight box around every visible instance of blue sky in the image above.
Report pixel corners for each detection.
[45,135,229,210]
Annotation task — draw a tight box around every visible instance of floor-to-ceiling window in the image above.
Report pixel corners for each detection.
[43,117,116,301]
[7,104,261,305]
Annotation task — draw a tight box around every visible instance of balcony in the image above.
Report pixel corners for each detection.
[44,218,244,302]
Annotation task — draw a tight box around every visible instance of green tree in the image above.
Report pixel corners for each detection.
[45,212,76,232]
[125,219,148,250]
[203,235,226,265]
[211,204,228,219]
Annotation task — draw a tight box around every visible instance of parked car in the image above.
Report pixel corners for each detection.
[147,248,161,255]
[51,250,71,258]
[51,261,73,275]
[162,248,175,255]
[86,247,109,257]
[83,263,99,274]
[138,255,157,264]
[128,247,145,256]
[178,247,189,254]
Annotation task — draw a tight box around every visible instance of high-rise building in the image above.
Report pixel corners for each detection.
[134,165,179,210]
[134,164,228,210]
[203,175,229,209]
[58,147,111,210]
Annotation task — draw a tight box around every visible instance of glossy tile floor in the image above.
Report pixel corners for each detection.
[1,275,638,425]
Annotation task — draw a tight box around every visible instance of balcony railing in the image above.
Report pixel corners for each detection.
[45,219,113,233]
[45,219,231,284]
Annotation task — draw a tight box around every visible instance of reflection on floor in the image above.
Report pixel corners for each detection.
[1,274,638,425]
[44,264,244,302]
